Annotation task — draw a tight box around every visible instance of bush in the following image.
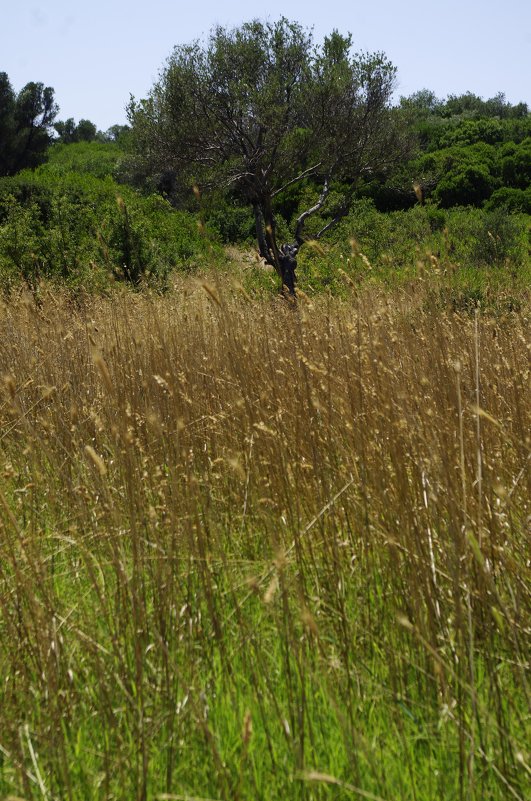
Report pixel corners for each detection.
[499,138,531,189]
[435,163,497,207]
[486,187,531,214]
[46,140,124,180]
[441,206,528,268]
[471,207,527,266]
[205,202,255,244]
[0,166,219,290]
[414,143,499,207]
[0,195,46,288]
[437,118,505,148]
[425,204,446,232]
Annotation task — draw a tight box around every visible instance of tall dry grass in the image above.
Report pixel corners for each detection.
[0,281,529,801]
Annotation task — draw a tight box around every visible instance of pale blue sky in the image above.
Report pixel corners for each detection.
[2,1,530,130]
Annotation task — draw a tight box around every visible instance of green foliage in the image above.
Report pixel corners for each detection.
[0,151,219,290]
[499,137,531,189]
[54,117,98,143]
[102,123,131,145]
[437,117,505,147]
[440,90,528,119]
[290,199,528,295]
[46,140,125,179]
[486,186,531,213]
[0,194,45,287]
[414,143,498,207]
[424,204,446,231]
[392,89,530,210]
[0,72,58,177]
[1,43,529,293]
[401,89,528,124]
[205,201,255,244]
[470,207,528,265]
[410,133,531,209]
[425,115,531,153]
[435,161,497,207]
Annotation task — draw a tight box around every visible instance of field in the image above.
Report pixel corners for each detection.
[0,277,529,801]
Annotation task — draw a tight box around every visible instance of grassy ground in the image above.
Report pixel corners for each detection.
[0,277,529,800]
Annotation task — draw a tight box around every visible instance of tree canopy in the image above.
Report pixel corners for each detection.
[54,117,98,144]
[128,18,408,292]
[0,72,58,177]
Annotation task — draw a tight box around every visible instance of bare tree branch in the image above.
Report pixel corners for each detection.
[272,162,322,197]
[294,175,332,244]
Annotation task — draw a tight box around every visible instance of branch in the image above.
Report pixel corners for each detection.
[294,175,332,245]
[314,210,347,240]
[314,183,358,240]
[271,162,322,198]
[225,171,255,185]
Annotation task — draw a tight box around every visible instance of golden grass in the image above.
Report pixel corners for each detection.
[0,281,529,800]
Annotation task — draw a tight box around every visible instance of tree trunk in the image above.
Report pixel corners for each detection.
[258,195,298,295]
[253,203,269,262]
[278,243,298,295]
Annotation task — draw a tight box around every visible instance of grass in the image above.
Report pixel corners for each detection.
[0,276,529,801]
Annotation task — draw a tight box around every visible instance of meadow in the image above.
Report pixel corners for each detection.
[0,276,529,801]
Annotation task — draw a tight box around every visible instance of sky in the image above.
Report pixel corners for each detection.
[1,1,530,131]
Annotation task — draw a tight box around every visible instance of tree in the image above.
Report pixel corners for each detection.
[128,19,408,293]
[54,117,98,143]
[399,89,442,116]
[53,117,77,143]
[102,124,131,145]
[0,73,58,176]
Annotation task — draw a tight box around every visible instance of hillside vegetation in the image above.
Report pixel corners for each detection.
[0,142,217,291]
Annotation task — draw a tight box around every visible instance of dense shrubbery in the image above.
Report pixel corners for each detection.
[45,140,126,180]
[353,93,530,212]
[0,143,219,291]
[1,138,527,295]
[411,137,531,209]
[195,86,530,293]
[486,186,531,213]
[290,200,529,295]
[396,95,531,212]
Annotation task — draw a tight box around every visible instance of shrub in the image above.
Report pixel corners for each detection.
[499,138,531,189]
[439,206,527,268]
[46,140,124,179]
[0,195,46,288]
[0,167,219,289]
[471,207,527,265]
[435,163,497,207]
[486,187,531,214]
[205,202,255,244]
[424,204,446,232]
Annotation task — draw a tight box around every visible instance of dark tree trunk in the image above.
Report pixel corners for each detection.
[253,171,355,296]
[255,195,298,295]
[278,243,298,295]
[262,195,281,271]
[253,202,269,262]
